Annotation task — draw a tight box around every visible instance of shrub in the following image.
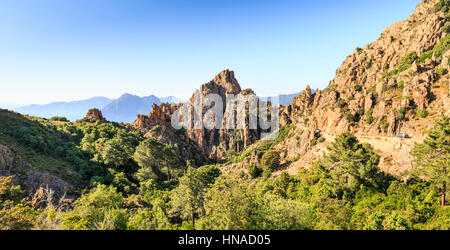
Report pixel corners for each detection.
[367,85,377,95]
[343,108,353,122]
[419,50,433,63]
[384,51,418,77]
[437,67,448,77]
[382,122,389,132]
[353,84,362,92]
[261,151,280,175]
[417,35,450,65]
[380,116,389,132]
[433,34,450,60]
[397,107,407,121]
[247,164,262,179]
[366,108,374,124]
[50,116,69,122]
[398,81,405,89]
[416,109,428,118]
[443,22,450,34]
[434,0,450,13]
[318,137,326,143]
[151,125,161,132]
[198,165,221,185]
[337,98,347,109]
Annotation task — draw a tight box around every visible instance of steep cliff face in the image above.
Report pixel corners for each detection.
[186,70,260,161]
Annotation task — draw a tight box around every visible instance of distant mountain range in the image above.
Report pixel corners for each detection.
[260,92,303,105]
[15,94,184,123]
[101,94,185,123]
[14,97,113,122]
[14,92,300,123]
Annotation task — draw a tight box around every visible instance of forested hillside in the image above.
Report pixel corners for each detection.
[0,107,448,229]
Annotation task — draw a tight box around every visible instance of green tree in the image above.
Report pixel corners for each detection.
[0,176,26,205]
[261,151,280,177]
[325,132,387,198]
[411,116,449,206]
[253,193,313,230]
[197,165,221,185]
[197,176,256,230]
[0,176,35,230]
[169,167,206,228]
[70,184,127,230]
[133,138,185,182]
[100,130,139,170]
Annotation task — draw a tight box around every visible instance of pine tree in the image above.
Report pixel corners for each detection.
[325,132,385,197]
[169,167,206,228]
[133,138,185,182]
[411,116,450,206]
[100,131,138,170]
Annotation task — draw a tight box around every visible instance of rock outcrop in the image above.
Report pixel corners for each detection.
[186,69,261,161]
[130,102,207,166]
[84,108,106,122]
[131,69,267,162]
[0,144,74,198]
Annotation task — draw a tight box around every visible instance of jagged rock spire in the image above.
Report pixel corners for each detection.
[212,69,241,94]
[190,69,242,104]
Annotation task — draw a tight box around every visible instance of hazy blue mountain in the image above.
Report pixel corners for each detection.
[101,94,162,123]
[14,97,113,121]
[260,92,302,106]
[159,96,185,104]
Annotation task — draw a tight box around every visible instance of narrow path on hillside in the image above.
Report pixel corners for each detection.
[281,132,424,176]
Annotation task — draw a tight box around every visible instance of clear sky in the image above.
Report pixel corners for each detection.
[0,0,420,108]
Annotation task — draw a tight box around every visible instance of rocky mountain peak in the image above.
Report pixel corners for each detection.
[213,69,242,94]
[190,69,242,104]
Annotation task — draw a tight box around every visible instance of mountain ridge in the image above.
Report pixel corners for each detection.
[13,92,299,123]
[13,94,186,123]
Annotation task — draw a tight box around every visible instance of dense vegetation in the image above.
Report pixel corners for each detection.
[0,109,448,230]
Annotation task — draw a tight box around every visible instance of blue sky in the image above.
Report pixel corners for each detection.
[0,0,420,108]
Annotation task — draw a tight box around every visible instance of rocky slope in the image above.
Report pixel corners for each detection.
[224,0,450,176]
[0,144,74,198]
